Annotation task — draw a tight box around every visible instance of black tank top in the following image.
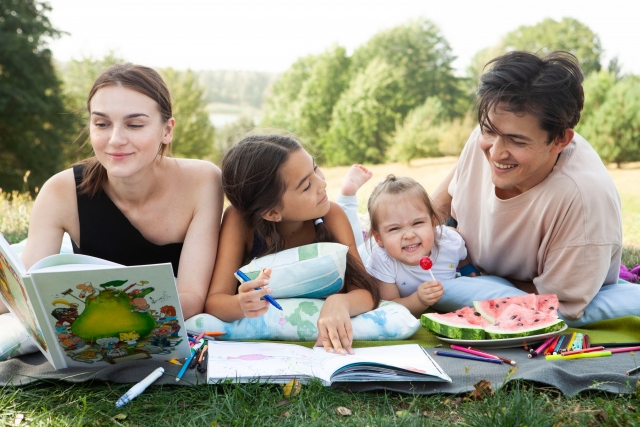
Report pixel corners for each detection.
[72,164,183,275]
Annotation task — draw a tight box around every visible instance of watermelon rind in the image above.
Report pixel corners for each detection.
[484,317,565,339]
[421,313,486,340]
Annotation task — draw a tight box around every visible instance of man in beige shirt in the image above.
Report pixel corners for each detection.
[432,51,639,326]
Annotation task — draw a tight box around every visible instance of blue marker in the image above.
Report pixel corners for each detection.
[236,269,283,311]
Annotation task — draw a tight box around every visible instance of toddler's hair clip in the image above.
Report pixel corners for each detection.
[314,218,324,226]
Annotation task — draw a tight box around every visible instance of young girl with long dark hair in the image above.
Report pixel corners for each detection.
[205,134,380,354]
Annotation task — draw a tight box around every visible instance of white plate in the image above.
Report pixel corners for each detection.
[436,325,568,349]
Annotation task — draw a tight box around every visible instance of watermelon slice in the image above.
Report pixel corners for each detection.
[421,306,489,340]
[536,294,559,317]
[473,294,538,323]
[484,304,564,339]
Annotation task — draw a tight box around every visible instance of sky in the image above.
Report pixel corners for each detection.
[46,0,640,76]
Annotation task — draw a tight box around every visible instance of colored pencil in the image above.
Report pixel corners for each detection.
[590,341,640,348]
[561,346,605,356]
[609,346,640,354]
[560,333,574,353]
[195,332,205,344]
[197,346,209,373]
[583,334,590,349]
[625,366,640,376]
[197,344,208,364]
[176,341,204,382]
[546,351,612,361]
[563,332,577,352]
[545,335,561,355]
[467,346,517,365]
[451,345,500,360]
[203,331,228,337]
[552,335,567,354]
[433,351,503,364]
[528,336,556,358]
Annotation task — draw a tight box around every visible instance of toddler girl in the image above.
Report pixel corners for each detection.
[364,175,475,316]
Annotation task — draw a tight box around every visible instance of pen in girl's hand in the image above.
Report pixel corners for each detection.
[236,269,283,311]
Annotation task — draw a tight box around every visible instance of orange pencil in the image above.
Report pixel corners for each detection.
[204,331,228,337]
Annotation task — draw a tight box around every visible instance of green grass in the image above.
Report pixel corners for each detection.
[1,379,639,426]
[0,190,33,244]
[1,161,640,426]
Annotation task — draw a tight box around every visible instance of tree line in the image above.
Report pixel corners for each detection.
[1,0,639,193]
[261,17,640,168]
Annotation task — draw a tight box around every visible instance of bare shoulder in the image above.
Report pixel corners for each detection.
[323,201,354,244]
[173,158,221,182]
[36,168,77,207]
[324,201,347,222]
[170,158,222,196]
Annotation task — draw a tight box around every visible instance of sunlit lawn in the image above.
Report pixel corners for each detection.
[1,158,640,426]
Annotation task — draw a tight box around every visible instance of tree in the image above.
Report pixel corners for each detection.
[161,69,215,159]
[388,97,446,163]
[468,18,603,85]
[0,0,71,192]
[578,70,617,127]
[293,46,351,153]
[324,58,405,165]
[350,18,466,119]
[503,18,603,76]
[261,46,351,153]
[579,76,640,167]
[212,114,254,164]
[261,54,315,134]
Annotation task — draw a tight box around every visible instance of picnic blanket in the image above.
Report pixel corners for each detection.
[1,316,639,396]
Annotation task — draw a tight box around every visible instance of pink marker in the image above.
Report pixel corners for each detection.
[451,344,501,361]
[419,256,436,281]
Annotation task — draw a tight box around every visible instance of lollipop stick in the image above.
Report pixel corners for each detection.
[428,269,436,281]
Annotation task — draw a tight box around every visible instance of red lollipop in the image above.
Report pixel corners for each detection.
[419,256,436,281]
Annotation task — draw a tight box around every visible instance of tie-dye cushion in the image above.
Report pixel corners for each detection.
[186,300,420,341]
[236,243,348,299]
[0,313,40,361]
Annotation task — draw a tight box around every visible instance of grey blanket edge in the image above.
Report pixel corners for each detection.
[2,349,638,397]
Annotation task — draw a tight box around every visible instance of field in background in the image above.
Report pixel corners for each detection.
[323,158,640,250]
[1,158,639,250]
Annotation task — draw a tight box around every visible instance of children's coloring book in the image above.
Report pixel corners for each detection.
[206,341,451,385]
[0,234,190,369]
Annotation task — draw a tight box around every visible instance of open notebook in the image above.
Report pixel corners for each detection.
[206,341,451,386]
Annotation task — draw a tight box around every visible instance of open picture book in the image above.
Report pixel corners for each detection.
[206,341,451,385]
[0,234,191,369]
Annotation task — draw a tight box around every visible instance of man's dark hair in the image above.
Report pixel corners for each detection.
[477,51,584,143]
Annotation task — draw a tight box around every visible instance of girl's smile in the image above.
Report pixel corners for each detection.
[372,193,436,266]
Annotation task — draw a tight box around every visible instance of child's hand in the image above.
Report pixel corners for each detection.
[315,294,354,355]
[237,268,272,318]
[416,280,444,307]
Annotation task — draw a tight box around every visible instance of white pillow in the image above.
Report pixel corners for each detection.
[186,300,420,341]
[236,243,348,299]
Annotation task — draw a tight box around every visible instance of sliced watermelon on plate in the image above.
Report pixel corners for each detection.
[484,304,565,339]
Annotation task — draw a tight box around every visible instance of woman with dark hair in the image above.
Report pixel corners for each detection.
[13,63,223,319]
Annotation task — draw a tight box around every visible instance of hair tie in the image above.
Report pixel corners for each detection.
[314,218,324,226]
